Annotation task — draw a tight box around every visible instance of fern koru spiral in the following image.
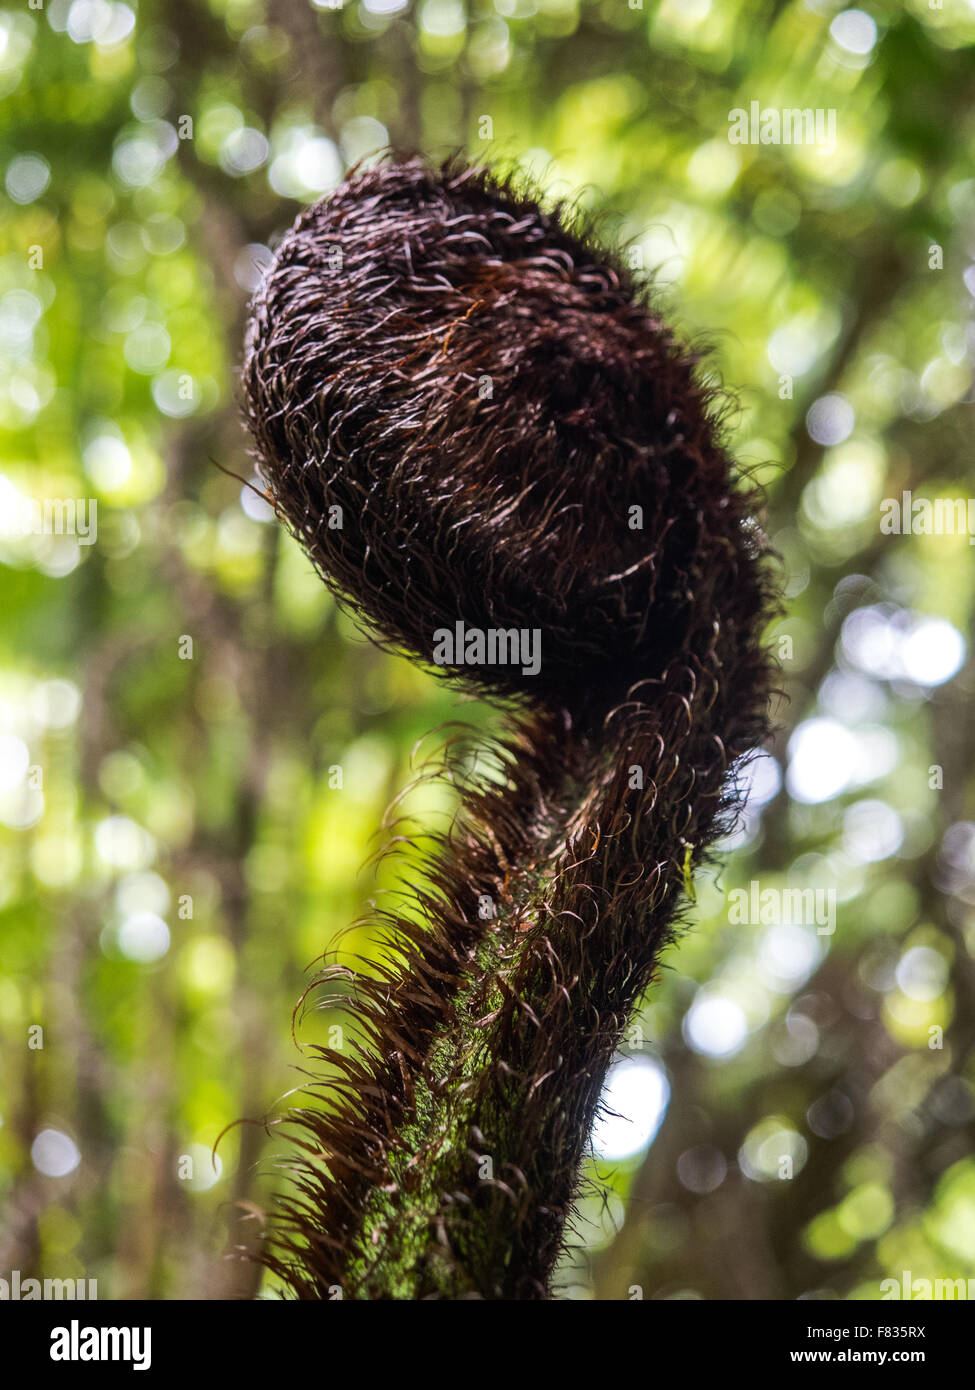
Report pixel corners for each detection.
[242,153,776,1300]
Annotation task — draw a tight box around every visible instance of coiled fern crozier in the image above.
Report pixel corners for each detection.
[242,154,776,1300]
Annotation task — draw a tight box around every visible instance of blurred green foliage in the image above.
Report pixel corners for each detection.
[1,0,974,1299]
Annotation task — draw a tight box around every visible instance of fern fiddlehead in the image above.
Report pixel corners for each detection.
[242,154,776,1300]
